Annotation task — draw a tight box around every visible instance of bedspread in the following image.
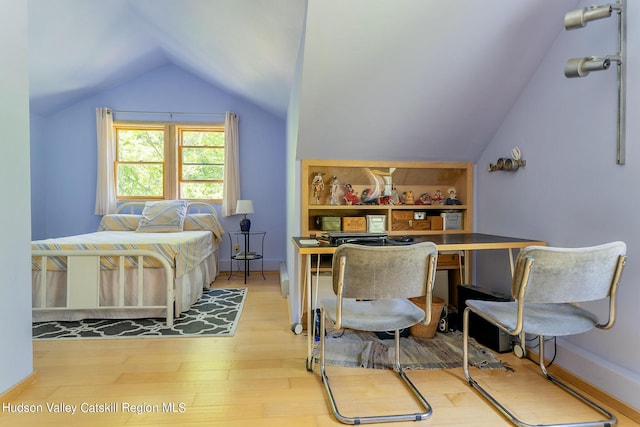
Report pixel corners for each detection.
[31,230,214,278]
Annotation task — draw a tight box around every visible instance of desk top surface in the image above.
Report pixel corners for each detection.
[292,233,546,254]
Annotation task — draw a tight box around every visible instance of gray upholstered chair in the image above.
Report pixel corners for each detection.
[319,242,438,424]
[463,241,627,427]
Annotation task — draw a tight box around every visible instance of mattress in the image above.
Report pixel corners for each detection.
[31,230,214,279]
[31,230,219,322]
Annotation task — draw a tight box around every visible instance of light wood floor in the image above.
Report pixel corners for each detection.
[3,272,638,426]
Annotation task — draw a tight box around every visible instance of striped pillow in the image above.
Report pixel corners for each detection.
[136,200,188,233]
[183,213,224,241]
[98,214,141,231]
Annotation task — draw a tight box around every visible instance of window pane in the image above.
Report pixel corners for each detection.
[182,165,224,180]
[180,182,223,200]
[182,147,224,165]
[118,129,164,161]
[182,131,224,147]
[116,163,163,197]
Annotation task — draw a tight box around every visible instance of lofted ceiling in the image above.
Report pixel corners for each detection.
[28,0,306,117]
[29,0,580,162]
[296,0,580,162]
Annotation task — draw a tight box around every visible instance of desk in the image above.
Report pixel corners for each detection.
[291,233,546,370]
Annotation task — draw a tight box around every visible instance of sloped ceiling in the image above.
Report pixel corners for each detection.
[296,0,579,162]
[29,0,580,162]
[28,0,306,117]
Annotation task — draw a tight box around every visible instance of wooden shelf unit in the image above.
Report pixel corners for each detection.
[301,159,474,237]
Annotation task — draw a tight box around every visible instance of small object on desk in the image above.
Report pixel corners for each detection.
[387,236,414,245]
[328,232,387,245]
[299,239,319,245]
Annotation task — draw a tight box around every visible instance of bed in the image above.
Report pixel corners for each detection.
[31,200,224,326]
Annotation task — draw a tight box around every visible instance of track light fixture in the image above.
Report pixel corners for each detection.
[564,4,620,30]
[564,56,613,78]
[563,0,626,164]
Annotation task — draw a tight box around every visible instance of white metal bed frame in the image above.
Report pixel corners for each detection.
[32,201,218,327]
[115,201,215,215]
[33,249,175,326]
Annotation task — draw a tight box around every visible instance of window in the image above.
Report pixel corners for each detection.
[114,122,225,202]
[114,125,165,199]
[178,127,225,200]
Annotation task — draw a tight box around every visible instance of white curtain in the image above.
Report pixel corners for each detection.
[94,107,117,215]
[221,111,240,217]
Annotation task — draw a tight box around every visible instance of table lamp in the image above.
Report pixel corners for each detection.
[236,200,254,232]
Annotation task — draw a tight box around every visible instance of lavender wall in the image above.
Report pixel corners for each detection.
[30,63,287,271]
[476,1,640,409]
[30,112,46,239]
[0,0,33,395]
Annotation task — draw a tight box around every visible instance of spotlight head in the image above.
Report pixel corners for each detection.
[564,57,611,78]
[565,5,613,30]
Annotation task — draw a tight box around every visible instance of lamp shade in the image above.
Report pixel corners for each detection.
[236,200,254,215]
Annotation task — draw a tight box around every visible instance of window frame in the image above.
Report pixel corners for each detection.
[113,120,225,203]
[177,124,225,203]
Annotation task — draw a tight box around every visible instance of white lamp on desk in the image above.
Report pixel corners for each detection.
[236,200,254,232]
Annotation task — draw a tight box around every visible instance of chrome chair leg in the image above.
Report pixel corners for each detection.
[320,310,433,424]
[536,336,617,426]
[463,307,617,427]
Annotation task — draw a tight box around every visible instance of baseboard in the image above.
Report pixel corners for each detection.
[0,371,39,401]
[527,348,640,423]
[220,259,281,272]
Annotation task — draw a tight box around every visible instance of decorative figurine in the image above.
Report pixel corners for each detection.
[343,183,359,205]
[445,187,462,205]
[312,172,325,204]
[329,176,342,205]
[390,185,400,205]
[360,188,379,204]
[415,192,432,205]
[361,189,371,204]
[432,189,443,205]
[404,191,415,205]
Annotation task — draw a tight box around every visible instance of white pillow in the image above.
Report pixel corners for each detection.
[136,200,188,233]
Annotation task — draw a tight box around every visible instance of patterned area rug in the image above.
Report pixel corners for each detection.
[316,329,508,370]
[32,288,247,340]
